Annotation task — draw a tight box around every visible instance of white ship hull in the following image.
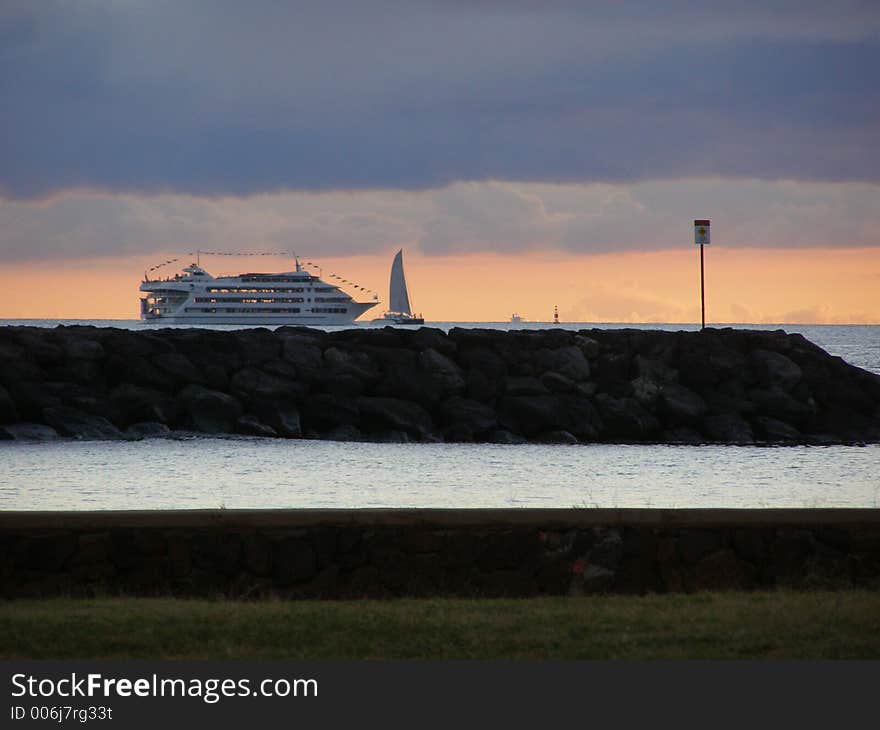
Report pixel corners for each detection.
[139,260,378,327]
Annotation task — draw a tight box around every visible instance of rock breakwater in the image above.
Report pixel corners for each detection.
[1,325,878,445]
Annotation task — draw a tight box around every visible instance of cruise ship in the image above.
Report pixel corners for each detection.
[140,257,378,325]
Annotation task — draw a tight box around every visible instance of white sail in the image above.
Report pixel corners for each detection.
[388,249,412,315]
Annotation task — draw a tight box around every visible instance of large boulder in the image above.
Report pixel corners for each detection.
[594,394,660,440]
[280,337,324,381]
[179,385,243,434]
[42,406,123,440]
[124,422,172,439]
[751,349,802,392]
[253,401,303,438]
[300,393,359,432]
[702,413,755,444]
[411,327,456,356]
[753,416,801,443]
[356,396,434,439]
[0,423,60,441]
[62,338,105,361]
[459,347,508,380]
[535,346,591,381]
[439,396,498,438]
[749,386,814,426]
[0,385,19,424]
[151,352,205,385]
[657,383,709,426]
[418,348,465,395]
[498,395,566,436]
[109,384,179,426]
[502,376,549,396]
[324,347,380,384]
[229,367,307,402]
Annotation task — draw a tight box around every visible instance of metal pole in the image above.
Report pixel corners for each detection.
[700,243,705,330]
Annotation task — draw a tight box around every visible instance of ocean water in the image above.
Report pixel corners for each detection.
[1,320,878,511]
[1,438,878,511]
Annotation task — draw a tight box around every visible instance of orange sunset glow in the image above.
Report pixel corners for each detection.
[2,247,877,324]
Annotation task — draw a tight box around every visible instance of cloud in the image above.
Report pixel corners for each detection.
[2,178,878,263]
[1,1,879,198]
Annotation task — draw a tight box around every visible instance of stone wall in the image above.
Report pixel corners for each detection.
[1,325,879,445]
[2,509,879,598]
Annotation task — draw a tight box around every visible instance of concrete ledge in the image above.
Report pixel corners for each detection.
[2,508,879,598]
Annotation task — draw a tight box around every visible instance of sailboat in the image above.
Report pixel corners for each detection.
[372,249,425,325]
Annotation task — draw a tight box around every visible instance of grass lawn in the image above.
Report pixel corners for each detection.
[2,591,879,659]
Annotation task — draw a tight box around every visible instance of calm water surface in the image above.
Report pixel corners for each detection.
[1,438,877,511]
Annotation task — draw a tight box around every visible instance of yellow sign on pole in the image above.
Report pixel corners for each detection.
[694,219,711,245]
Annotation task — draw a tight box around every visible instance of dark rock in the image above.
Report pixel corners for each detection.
[261,359,300,381]
[630,375,661,408]
[235,415,277,437]
[634,355,678,383]
[124,422,172,439]
[541,371,575,393]
[465,370,497,402]
[411,327,456,355]
[498,395,566,435]
[179,385,243,434]
[749,386,813,425]
[0,385,19,424]
[490,429,528,444]
[280,338,324,381]
[0,422,60,441]
[418,348,465,394]
[236,330,281,366]
[229,367,307,401]
[13,333,65,366]
[536,346,591,381]
[703,413,754,444]
[63,338,105,361]
[574,335,600,359]
[151,352,204,385]
[439,396,497,437]
[662,426,704,444]
[594,394,659,440]
[753,416,801,443]
[42,406,123,440]
[357,396,434,439]
[324,347,379,383]
[254,402,303,438]
[502,376,549,396]
[459,347,508,379]
[325,373,365,398]
[658,383,708,426]
[301,393,359,432]
[109,384,179,425]
[537,430,579,444]
[322,424,363,441]
[751,349,802,392]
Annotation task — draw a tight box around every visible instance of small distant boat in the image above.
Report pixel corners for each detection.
[510,313,524,324]
[372,249,424,325]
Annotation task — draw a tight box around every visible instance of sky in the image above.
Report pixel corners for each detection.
[1,0,878,322]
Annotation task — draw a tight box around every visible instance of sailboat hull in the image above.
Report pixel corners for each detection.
[372,313,424,325]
